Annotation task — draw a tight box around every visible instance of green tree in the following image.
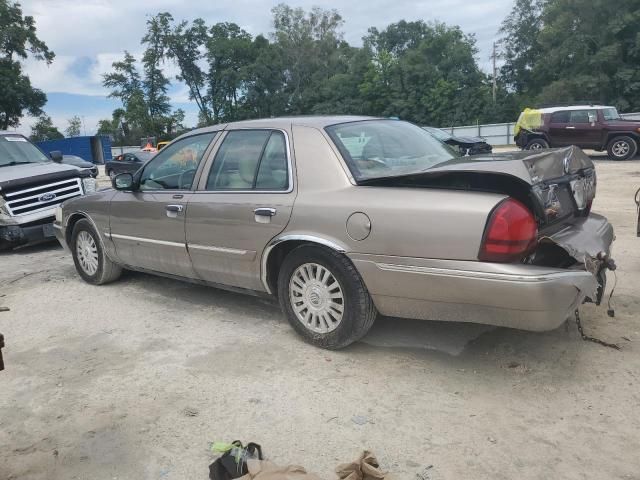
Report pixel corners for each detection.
[65,115,82,137]
[163,16,211,123]
[0,0,53,129]
[271,4,345,113]
[362,20,494,125]
[499,0,640,112]
[103,51,147,131]
[141,13,172,135]
[498,0,544,98]
[30,114,63,142]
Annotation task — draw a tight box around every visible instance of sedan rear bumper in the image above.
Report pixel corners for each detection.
[350,255,599,331]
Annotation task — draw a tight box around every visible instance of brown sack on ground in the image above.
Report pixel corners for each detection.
[237,459,325,480]
[335,451,387,480]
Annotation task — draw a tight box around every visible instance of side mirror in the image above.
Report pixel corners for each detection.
[50,150,63,163]
[113,172,134,191]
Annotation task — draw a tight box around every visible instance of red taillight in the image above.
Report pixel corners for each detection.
[479,198,538,263]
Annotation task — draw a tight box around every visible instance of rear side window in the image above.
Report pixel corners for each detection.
[550,111,570,123]
[569,110,597,124]
[206,130,289,191]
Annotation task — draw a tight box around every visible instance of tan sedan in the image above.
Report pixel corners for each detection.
[54,117,614,349]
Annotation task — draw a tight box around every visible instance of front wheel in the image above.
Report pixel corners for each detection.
[525,138,549,150]
[71,219,122,285]
[607,136,637,160]
[277,245,377,349]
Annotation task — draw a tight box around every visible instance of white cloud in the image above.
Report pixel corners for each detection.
[19,0,513,96]
[14,0,514,131]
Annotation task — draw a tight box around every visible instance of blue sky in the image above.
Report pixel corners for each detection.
[15,0,514,136]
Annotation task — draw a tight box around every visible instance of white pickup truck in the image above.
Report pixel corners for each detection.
[0,132,96,249]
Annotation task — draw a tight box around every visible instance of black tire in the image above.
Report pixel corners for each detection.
[525,138,549,150]
[277,244,377,349]
[71,219,122,285]
[606,136,637,160]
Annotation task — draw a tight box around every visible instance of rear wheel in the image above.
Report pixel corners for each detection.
[525,138,549,150]
[277,245,377,349]
[607,136,637,160]
[71,219,122,285]
[108,170,115,180]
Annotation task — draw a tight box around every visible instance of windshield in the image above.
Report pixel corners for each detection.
[0,135,50,167]
[326,120,458,181]
[602,108,621,121]
[423,126,452,141]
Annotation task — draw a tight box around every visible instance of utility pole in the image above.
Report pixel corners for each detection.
[491,42,497,103]
[81,115,87,136]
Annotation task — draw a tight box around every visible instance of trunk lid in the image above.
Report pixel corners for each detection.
[361,146,596,229]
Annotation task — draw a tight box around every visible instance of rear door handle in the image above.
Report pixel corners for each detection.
[166,204,184,213]
[566,126,576,129]
[254,207,276,217]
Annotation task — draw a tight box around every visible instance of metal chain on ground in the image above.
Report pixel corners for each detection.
[574,309,620,350]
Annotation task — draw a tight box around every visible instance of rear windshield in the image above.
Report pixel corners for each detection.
[602,108,621,121]
[326,120,458,181]
[0,135,49,167]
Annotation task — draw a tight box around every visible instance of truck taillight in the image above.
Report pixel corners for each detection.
[478,198,538,263]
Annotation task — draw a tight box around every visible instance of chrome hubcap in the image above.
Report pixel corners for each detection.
[612,141,629,157]
[76,231,99,276]
[529,143,543,150]
[289,262,344,334]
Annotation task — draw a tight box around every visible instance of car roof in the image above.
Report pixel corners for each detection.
[538,105,615,114]
[182,115,382,138]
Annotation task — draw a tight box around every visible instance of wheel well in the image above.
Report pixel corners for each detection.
[606,132,639,144]
[265,239,350,295]
[526,134,549,144]
[65,213,87,247]
[265,240,309,295]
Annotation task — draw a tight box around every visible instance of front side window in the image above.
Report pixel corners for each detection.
[139,132,216,191]
[206,130,289,191]
[326,120,458,181]
[602,108,621,121]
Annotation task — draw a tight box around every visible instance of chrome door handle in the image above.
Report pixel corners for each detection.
[166,204,184,213]
[254,207,276,217]
[566,126,576,129]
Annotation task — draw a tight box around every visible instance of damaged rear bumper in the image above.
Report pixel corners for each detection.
[349,213,614,332]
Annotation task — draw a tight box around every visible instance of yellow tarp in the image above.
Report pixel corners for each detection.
[515,108,543,136]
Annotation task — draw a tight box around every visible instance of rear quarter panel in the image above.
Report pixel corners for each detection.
[288,125,506,260]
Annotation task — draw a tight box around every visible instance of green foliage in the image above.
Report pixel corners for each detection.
[65,115,82,137]
[0,0,52,129]
[100,0,640,132]
[30,114,63,142]
[500,0,640,111]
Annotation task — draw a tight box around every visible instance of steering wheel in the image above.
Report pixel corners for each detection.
[178,168,197,189]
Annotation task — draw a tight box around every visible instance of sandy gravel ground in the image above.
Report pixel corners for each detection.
[1,155,639,480]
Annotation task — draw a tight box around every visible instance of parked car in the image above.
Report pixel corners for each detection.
[515,105,640,160]
[54,117,614,349]
[47,151,98,178]
[105,151,155,179]
[423,126,492,155]
[1,132,96,249]
[157,141,170,151]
